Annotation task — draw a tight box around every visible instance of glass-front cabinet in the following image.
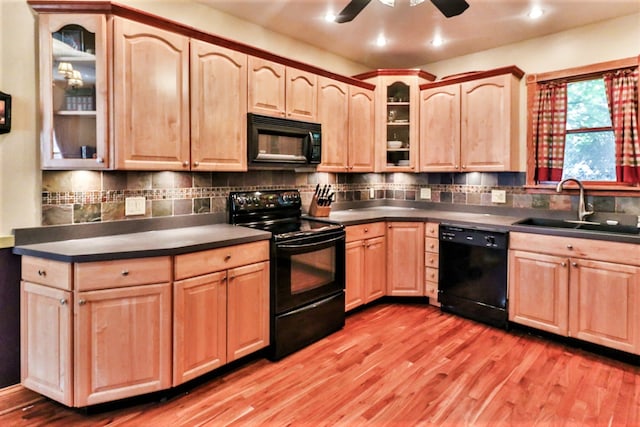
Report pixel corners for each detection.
[357,70,435,172]
[39,14,108,169]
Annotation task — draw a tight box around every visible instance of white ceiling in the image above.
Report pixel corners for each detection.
[196,0,639,69]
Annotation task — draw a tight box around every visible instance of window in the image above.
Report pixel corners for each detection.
[527,57,640,189]
[562,78,615,181]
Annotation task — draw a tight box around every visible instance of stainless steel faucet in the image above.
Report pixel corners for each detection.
[556,178,594,222]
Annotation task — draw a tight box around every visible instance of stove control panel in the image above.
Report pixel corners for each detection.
[229,189,301,212]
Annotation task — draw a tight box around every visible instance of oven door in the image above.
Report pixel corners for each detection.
[272,229,345,314]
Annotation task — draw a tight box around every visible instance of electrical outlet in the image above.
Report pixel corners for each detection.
[420,188,432,200]
[125,197,146,216]
[491,190,506,204]
[369,188,375,199]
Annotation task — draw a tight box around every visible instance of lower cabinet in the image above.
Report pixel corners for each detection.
[509,232,640,355]
[345,222,386,311]
[172,241,269,386]
[386,222,425,296]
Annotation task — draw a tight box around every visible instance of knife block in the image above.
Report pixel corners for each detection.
[308,195,331,217]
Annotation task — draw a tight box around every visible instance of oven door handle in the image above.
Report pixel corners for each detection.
[277,235,344,250]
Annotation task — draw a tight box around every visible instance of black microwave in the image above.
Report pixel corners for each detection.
[247,113,321,169]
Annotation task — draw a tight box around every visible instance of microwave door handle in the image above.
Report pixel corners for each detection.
[304,131,313,158]
[277,235,344,250]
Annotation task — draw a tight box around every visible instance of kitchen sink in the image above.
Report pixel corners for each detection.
[515,217,640,235]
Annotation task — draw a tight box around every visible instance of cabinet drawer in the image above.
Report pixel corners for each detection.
[425,280,438,297]
[75,256,172,291]
[425,222,439,238]
[425,252,439,268]
[174,241,269,280]
[425,267,438,283]
[510,232,640,266]
[346,222,386,242]
[425,237,439,253]
[22,256,72,290]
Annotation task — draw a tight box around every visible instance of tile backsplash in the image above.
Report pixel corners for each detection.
[41,170,640,226]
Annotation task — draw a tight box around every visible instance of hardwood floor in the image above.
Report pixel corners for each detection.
[2,303,640,426]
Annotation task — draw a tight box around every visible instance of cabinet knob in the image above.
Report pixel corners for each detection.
[461,165,466,169]
[78,299,86,306]
[430,244,435,249]
[566,244,573,249]
[224,255,232,262]
[561,262,567,267]
[37,269,46,277]
[95,157,104,164]
[364,228,368,233]
[182,161,189,167]
[121,270,129,276]
[193,161,200,167]
[59,298,67,305]
[572,262,578,267]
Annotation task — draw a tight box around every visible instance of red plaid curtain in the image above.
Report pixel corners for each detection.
[533,81,567,182]
[603,68,640,185]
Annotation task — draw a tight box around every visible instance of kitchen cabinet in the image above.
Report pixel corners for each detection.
[424,222,440,306]
[190,40,248,171]
[386,222,425,296]
[345,223,386,311]
[112,17,190,170]
[248,57,317,121]
[172,241,269,386]
[358,71,434,172]
[419,67,523,172]
[37,14,109,169]
[509,232,640,355]
[20,255,173,407]
[347,86,376,172]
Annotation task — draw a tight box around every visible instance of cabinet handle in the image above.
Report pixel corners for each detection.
[59,298,67,305]
[37,269,46,277]
[461,165,466,169]
[193,161,200,167]
[121,270,129,276]
[364,228,368,233]
[95,157,104,164]
[388,225,392,229]
[566,244,573,250]
[572,262,578,267]
[78,299,86,306]
[224,255,232,262]
[561,262,567,267]
[182,161,189,167]
[430,244,435,249]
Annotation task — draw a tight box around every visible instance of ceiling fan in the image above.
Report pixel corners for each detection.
[335,0,470,23]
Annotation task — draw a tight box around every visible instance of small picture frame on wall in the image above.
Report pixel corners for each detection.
[0,91,11,134]
[61,29,84,51]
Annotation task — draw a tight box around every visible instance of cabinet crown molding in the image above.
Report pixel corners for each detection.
[419,65,525,90]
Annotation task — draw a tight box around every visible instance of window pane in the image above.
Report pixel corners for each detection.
[566,79,612,130]
[562,131,616,181]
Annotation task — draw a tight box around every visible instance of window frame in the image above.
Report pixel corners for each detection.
[525,56,640,195]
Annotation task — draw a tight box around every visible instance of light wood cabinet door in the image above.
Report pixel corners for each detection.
[74,282,172,407]
[364,235,386,302]
[419,85,461,172]
[248,57,286,117]
[348,86,375,172]
[286,68,317,121]
[173,271,227,386]
[39,14,109,169]
[386,222,424,296]
[112,18,190,170]
[508,250,569,336]
[21,282,73,406]
[227,261,270,362]
[569,259,640,354]
[460,74,519,171]
[317,77,349,172]
[345,240,366,311]
[190,40,247,171]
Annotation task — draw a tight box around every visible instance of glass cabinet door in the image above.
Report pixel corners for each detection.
[40,14,108,169]
[385,81,411,169]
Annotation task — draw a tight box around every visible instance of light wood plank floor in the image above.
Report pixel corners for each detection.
[2,303,639,426]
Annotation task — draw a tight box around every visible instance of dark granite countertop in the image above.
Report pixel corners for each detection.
[13,224,271,263]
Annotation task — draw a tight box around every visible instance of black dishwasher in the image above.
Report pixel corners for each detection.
[439,224,509,329]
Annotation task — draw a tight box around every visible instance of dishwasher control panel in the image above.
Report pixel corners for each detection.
[439,225,508,249]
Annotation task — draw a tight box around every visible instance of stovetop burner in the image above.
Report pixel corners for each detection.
[229,189,343,240]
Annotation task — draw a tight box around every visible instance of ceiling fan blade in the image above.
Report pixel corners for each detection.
[335,0,373,23]
[430,0,469,18]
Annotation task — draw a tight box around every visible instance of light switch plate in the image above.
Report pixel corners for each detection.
[491,190,506,204]
[420,188,432,200]
[125,197,146,216]
[369,188,375,199]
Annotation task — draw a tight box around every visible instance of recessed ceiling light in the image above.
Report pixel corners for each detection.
[431,35,444,47]
[325,12,337,22]
[376,34,387,47]
[528,6,544,19]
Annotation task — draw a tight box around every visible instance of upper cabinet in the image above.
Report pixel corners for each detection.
[419,67,524,172]
[38,14,109,169]
[356,70,435,172]
[112,17,191,170]
[248,57,318,122]
[190,40,248,171]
